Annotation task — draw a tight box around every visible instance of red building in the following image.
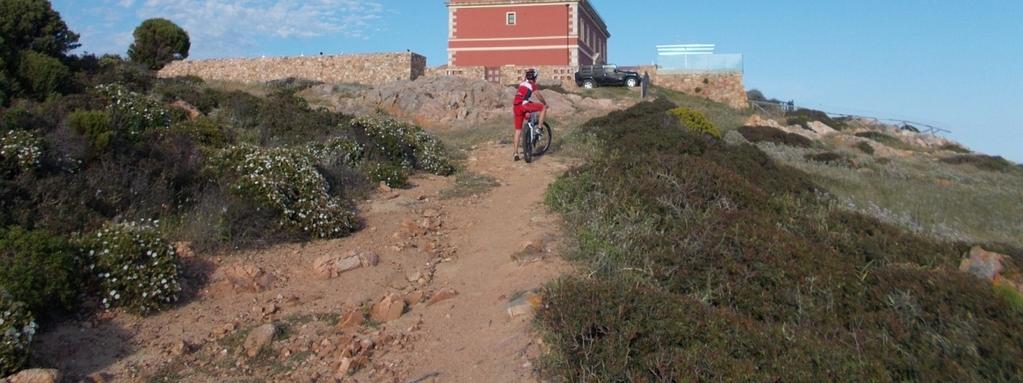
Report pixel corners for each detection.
[447,0,610,67]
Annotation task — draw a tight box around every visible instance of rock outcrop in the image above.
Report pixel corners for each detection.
[301,76,632,129]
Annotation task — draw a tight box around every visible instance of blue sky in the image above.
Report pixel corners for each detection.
[54,0,1021,162]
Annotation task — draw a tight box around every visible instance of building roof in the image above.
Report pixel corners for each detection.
[446,0,608,34]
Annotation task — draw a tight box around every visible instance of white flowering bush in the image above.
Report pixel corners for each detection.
[0,289,36,376]
[213,145,357,239]
[0,130,42,175]
[353,117,454,176]
[95,83,170,136]
[305,136,364,166]
[366,161,411,188]
[79,220,181,315]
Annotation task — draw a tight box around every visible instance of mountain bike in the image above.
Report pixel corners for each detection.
[521,112,552,163]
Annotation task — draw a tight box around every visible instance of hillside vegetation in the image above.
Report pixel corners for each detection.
[0,60,456,375]
[540,98,1023,381]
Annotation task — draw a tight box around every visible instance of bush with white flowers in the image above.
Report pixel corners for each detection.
[305,136,364,167]
[353,117,454,176]
[79,220,181,315]
[95,83,170,136]
[0,289,36,376]
[0,130,42,175]
[214,145,357,239]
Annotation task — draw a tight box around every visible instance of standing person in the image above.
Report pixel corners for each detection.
[512,68,547,161]
[641,71,650,98]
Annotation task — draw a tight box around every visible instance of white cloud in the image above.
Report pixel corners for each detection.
[135,0,385,57]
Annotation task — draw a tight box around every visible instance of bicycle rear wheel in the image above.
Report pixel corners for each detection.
[522,122,534,163]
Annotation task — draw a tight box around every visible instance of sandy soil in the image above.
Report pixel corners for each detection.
[32,142,576,383]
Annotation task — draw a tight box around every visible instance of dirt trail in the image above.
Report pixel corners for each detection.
[32,142,575,383]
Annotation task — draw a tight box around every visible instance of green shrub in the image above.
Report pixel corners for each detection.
[78,220,180,315]
[993,280,1023,313]
[211,145,358,239]
[67,109,113,151]
[667,107,721,139]
[90,56,154,92]
[366,161,410,188]
[0,227,79,314]
[169,117,231,148]
[939,143,971,154]
[153,77,219,113]
[353,117,454,175]
[95,83,170,136]
[786,108,846,130]
[305,136,363,167]
[0,129,42,176]
[541,101,1023,381]
[0,69,10,106]
[737,125,814,148]
[940,154,1015,173]
[16,50,70,99]
[854,131,915,151]
[0,289,36,377]
[804,151,845,164]
[855,141,875,155]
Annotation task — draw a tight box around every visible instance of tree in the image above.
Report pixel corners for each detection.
[0,0,80,57]
[128,18,190,70]
[16,50,69,99]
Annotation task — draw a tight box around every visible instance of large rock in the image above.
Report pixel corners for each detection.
[807,121,837,136]
[301,76,632,129]
[211,263,275,293]
[960,246,1008,281]
[312,251,379,279]
[370,293,406,322]
[1,369,61,383]
[243,324,278,358]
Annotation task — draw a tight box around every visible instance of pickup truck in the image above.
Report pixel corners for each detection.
[574,65,643,89]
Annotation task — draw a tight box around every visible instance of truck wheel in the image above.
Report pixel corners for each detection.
[582,79,596,89]
[626,78,638,87]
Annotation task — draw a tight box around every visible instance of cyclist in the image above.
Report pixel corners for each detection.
[512,68,548,161]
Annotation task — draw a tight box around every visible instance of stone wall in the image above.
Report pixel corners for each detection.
[429,65,576,86]
[648,69,747,109]
[158,52,427,86]
[433,64,747,108]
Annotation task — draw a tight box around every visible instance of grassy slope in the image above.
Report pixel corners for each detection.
[540,98,1023,382]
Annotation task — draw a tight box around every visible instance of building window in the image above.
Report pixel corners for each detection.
[506,12,516,25]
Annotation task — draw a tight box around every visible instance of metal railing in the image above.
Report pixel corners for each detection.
[657,53,743,74]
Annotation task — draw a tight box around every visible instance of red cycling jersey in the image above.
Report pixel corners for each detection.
[514,79,539,105]
[513,79,544,130]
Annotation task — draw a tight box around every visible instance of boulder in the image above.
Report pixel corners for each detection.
[337,308,365,330]
[807,121,837,136]
[960,246,1008,281]
[371,293,406,322]
[507,292,544,318]
[300,76,633,130]
[1,369,62,383]
[313,254,362,279]
[169,100,202,120]
[313,250,379,279]
[243,324,278,358]
[427,288,459,306]
[212,263,274,293]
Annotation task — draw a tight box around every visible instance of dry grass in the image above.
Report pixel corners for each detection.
[757,141,1023,248]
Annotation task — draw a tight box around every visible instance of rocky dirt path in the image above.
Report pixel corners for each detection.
[32,142,575,383]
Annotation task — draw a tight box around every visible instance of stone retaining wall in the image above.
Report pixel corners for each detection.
[651,71,747,109]
[434,64,747,108]
[158,52,427,86]
[429,65,576,87]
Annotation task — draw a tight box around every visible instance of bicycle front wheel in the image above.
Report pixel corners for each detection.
[531,122,553,156]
